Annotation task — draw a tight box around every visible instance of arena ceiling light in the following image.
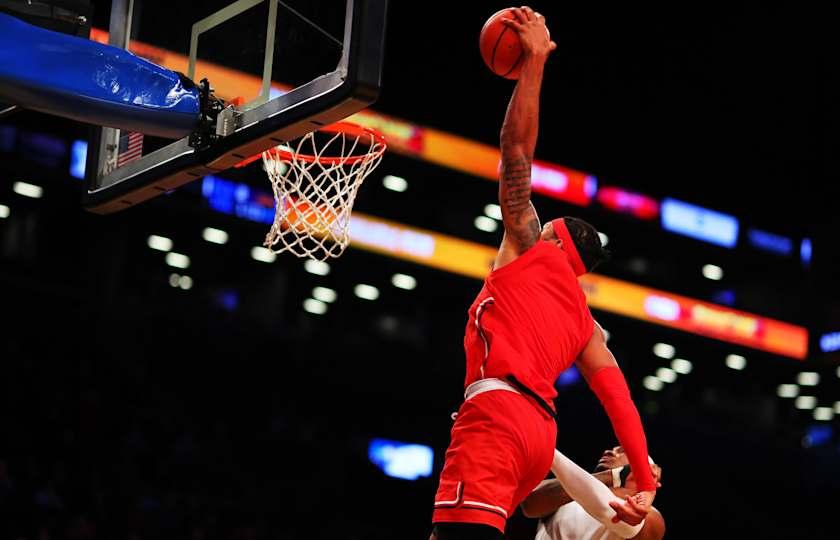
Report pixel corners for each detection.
[656,367,677,383]
[652,343,676,359]
[835,401,840,414]
[303,298,328,315]
[777,384,799,398]
[643,376,664,391]
[12,181,43,199]
[484,203,502,221]
[391,273,417,290]
[671,358,693,375]
[354,284,380,301]
[0,204,9,218]
[169,273,181,287]
[179,275,193,290]
[202,227,229,244]
[312,286,337,303]
[796,372,820,386]
[813,407,834,421]
[725,354,746,370]
[474,215,498,233]
[702,264,724,281]
[147,235,173,252]
[794,395,816,410]
[304,259,330,276]
[382,175,408,192]
[251,247,276,263]
[165,252,190,269]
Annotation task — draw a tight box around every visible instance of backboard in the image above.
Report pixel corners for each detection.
[83,0,387,214]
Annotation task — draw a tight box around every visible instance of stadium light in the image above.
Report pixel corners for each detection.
[303,298,328,315]
[383,175,408,192]
[147,235,173,252]
[312,287,337,303]
[653,343,675,359]
[355,284,380,301]
[474,216,498,233]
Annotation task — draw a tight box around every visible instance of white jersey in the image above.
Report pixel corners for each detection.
[535,502,623,540]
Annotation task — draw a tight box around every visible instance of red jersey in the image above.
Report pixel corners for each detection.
[464,240,595,409]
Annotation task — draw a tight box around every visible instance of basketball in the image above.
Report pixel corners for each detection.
[479,8,523,80]
[282,198,338,234]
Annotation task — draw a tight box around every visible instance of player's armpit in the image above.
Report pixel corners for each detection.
[576,322,618,380]
[520,479,575,518]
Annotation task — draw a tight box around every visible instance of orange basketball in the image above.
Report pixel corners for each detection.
[283,199,338,234]
[479,8,523,80]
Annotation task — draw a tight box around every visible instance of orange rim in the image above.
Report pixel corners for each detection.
[234,122,386,169]
[265,121,386,165]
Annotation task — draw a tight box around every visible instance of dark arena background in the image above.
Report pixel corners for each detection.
[1,1,839,539]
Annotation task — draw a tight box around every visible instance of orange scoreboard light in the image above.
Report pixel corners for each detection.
[579,274,808,360]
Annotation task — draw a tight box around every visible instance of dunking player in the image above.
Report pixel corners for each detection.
[430,7,656,539]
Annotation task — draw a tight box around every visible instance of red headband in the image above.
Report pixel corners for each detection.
[551,218,587,276]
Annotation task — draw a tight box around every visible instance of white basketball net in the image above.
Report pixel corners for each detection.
[261,124,386,260]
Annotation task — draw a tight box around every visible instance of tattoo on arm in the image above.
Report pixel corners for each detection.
[500,155,539,248]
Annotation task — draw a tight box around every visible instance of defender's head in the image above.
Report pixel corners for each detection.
[540,216,610,275]
[594,446,662,489]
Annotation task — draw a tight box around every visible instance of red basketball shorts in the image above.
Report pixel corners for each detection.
[432,388,557,533]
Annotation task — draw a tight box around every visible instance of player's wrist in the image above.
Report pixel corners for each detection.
[522,49,550,63]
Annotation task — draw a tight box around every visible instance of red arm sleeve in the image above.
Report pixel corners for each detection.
[588,366,656,491]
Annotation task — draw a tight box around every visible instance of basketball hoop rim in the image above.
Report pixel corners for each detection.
[263,121,387,165]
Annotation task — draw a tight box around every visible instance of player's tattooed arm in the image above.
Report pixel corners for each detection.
[499,153,540,249]
[497,13,549,257]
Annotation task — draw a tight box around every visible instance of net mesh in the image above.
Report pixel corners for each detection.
[261,124,386,260]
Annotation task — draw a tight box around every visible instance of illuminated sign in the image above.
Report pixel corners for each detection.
[661,198,739,248]
[70,140,87,179]
[350,214,497,279]
[820,332,840,353]
[579,274,807,360]
[747,228,793,256]
[801,238,812,266]
[201,175,275,224]
[200,175,808,359]
[556,365,581,387]
[597,186,660,220]
[368,438,434,481]
[200,175,497,279]
[351,110,598,207]
[350,216,436,258]
[804,425,833,447]
[348,111,425,155]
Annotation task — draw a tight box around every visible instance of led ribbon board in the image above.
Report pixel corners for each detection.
[202,176,808,360]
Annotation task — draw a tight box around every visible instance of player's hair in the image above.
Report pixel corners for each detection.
[564,216,611,272]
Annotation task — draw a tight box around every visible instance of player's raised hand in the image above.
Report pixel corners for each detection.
[501,6,556,60]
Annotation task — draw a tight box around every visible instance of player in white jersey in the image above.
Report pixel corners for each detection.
[521,446,665,540]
